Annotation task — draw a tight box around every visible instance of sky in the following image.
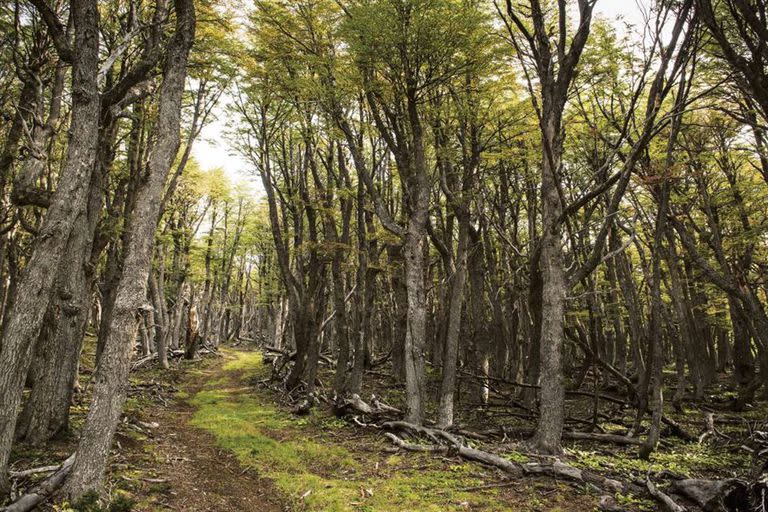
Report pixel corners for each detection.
[192,94,256,189]
[595,0,649,25]
[190,0,652,192]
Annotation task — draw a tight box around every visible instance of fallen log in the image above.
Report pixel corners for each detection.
[383,431,522,476]
[382,421,625,492]
[564,430,643,446]
[672,478,749,512]
[524,461,624,492]
[1,455,75,512]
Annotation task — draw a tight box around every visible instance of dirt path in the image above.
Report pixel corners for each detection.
[118,350,600,512]
[122,357,289,512]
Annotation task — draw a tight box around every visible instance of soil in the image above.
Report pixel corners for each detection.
[125,368,288,512]
[112,352,599,512]
[114,352,600,512]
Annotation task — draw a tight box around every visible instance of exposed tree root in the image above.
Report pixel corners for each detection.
[285,378,756,511]
[291,394,316,416]
[698,412,730,444]
[662,415,696,442]
[9,465,60,479]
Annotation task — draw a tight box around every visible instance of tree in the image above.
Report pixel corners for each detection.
[0,0,100,490]
[343,0,487,425]
[62,0,196,497]
[499,0,597,455]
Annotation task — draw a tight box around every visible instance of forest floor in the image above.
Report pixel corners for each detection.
[8,346,762,511]
[118,349,599,511]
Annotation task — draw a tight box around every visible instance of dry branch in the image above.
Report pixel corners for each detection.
[646,476,685,512]
[381,421,629,490]
[1,455,74,512]
[9,465,60,479]
[564,431,643,446]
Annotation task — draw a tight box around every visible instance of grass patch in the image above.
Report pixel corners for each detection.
[188,351,515,511]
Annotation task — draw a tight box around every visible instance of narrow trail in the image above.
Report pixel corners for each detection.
[122,350,597,512]
[125,355,288,512]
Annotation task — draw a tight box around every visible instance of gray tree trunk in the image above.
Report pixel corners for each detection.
[532,118,567,455]
[401,90,429,425]
[62,0,195,498]
[436,221,469,428]
[15,154,105,445]
[0,0,100,492]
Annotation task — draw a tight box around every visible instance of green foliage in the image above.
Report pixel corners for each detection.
[342,0,490,92]
[570,442,750,478]
[615,491,655,511]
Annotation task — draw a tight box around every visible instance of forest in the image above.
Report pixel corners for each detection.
[1,0,768,510]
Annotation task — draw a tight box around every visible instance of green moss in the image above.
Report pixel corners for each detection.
[505,450,530,464]
[221,351,264,371]
[570,442,749,478]
[188,350,518,511]
[616,491,656,511]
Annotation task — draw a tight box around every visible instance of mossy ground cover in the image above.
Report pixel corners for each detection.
[188,350,599,511]
[10,339,757,512]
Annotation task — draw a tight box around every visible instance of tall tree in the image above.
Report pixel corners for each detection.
[62,0,196,498]
[500,0,597,454]
[0,0,100,490]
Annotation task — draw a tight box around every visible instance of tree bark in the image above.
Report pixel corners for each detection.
[15,146,106,445]
[62,0,195,497]
[0,0,100,491]
[532,115,567,455]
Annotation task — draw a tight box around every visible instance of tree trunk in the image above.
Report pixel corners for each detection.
[402,212,428,425]
[0,0,100,491]
[388,244,407,380]
[639,183,670,459]
[184,305,200,359]
[62,0,195,497]
[436,220,469,428]
[15,147,106,445]
[730,298,756,410]
[150,271,169,368]
[532,117,566,455]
